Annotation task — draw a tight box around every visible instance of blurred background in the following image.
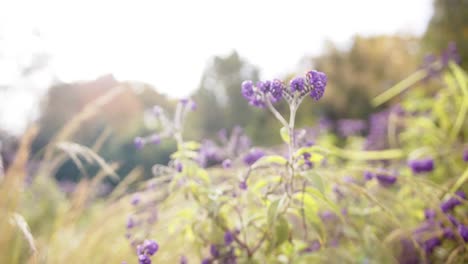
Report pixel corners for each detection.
[0,0,467,185]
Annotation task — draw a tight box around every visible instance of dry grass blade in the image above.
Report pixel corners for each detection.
[11,213,37,256]
[0,126,38,263]
[56,142,119,181]
[42,86,125,162]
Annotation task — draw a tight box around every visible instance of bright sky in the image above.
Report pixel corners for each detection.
[0,0,433,133]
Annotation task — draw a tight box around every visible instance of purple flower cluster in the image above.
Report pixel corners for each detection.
[201,233,238,264]
[137,240,159,264]
[241,70,327,107]
[197,127,251,167]
[364,171,397,187]
[243,148,265,166]
[421,42,461,81]
[408,158,434,174]
[306,70,328,101]
[409,191,467,258]
[440,191,465,213]
[336,119,367,137]
[134,99,196,150]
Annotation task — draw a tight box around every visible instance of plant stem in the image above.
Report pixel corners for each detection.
[266,99,288,128]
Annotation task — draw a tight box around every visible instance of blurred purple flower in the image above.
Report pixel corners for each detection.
[201,259,211,264]
[210,244,219,258]
[337,119,366,137]
[138,254,152,264]
[408,158,434,174]
[458,225,468,242]
[224,231,234,245]
[222,159,232,169]
[376,174,397,187]
[127,216,136,229]
[134,137,145,150]
[131,194,141,206]
[423,237,441,254]
[440,191,465,212]
[243,148,265,166]
[239,180,248,190]
[302,239,321,253]
[143,240,159,255]
[363,171,374,181]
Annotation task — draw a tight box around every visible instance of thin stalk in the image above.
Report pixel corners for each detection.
[266,99,288,128]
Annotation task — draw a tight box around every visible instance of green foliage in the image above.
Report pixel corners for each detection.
[423,0,468,70]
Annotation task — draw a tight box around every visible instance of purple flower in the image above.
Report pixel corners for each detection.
[152,105,163,116]
[376,174,397,187]
[290,77,305,93]
[201,259,211,264]
[463,149,468,162]
[210,244,219,258]
[447,214,459,226]
[180,255,188,264]
[270,79,284,103]
[138,254,152,264]
[127,216,135,229]
[134,137,145,150]
[303,240,321,253]
[149,134,161,145]
[320,210,337,221]
[239,180,248,190]
[337,119,366,137]
[131,195,140,206]
[363,171,374,181]
[365,109,390,150]
[424,209,435,220]
[458,225,468,242]
[306,70,327,100]
[443,227,455,239]
[243,148,265,166]
[303,153,313,169]
[257,80,271,93]
[143,240,159,255]
[249,93,266,108]
[442,42,461,66]
[408,158,434,174]
[440,191,465,212]
[241,80,254,99]
[175,161,183,172]
[222,159,232,169]
[224,231,234,245]
[423,237,441,254]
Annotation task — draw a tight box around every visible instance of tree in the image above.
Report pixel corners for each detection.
[32,75,176,182]
[300,35,420,121]
[189,52,275,144]
[423,0,468,70]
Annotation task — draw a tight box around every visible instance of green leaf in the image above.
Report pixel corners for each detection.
[294,146,330,158]
[267,194,287,227]
[252,155,288,168]
[449,62,468,96]
[274,216,290,247]
[182,141,201,151]
[305,187,343,222]
[280,127,290,143]
[267,199,280,228]
[302,171,325,195]
[372,69,426,107]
